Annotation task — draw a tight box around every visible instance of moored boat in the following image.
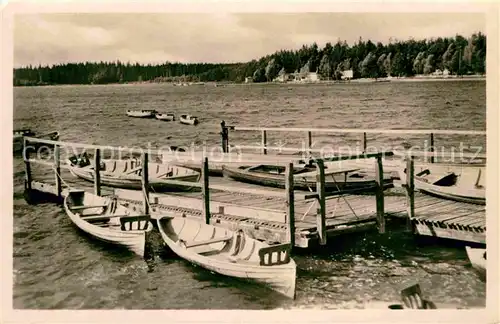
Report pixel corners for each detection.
[67,154,200,191]
[13,129,60,154]
[399,163,485,204]
[155,113,175,121]
[179,114,199,125]
[222,164,392,191]
[157,215,296,299]
[126,109,158,118]
[63,189,152,257]
[465,246,486,281]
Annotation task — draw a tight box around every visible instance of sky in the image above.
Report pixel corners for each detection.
[13,12,486,67]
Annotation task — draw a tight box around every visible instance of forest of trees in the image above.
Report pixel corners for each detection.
[13,32,486,86]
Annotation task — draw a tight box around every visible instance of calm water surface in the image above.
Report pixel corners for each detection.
[13,81,486,309]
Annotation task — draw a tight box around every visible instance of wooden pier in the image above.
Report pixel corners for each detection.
[19,128,487,249]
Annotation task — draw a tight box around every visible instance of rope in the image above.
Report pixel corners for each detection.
[142,185,154,214]
[329,173,359,220]
[52,166,74,190]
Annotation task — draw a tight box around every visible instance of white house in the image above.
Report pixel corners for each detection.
[306,72,319,82]
[341,70,353,80]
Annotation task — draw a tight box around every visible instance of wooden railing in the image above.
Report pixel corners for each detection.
[219,121,486,163]
[22,136,392,249]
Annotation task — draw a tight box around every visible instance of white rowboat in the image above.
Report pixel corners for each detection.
[157,215,296,299]
[179,114,199,125]
[126,110,157,118]
[399,163,485,204]
[67,155,200,191]
[63,190,152,257]
[155,113,175,121]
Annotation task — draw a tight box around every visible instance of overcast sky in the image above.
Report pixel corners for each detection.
[14,12,485,67]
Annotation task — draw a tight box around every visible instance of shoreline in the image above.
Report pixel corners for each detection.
[13,75,486,88]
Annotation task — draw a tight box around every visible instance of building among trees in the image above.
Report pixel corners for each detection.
[14,32,486,86]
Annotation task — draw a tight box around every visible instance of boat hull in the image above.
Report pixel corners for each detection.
[63,190,152,257]
[157,216,296,299]
[465,246,486,281]
[222,165,392,192]
[67,158,201,192]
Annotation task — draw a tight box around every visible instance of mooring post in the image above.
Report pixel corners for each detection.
[429,133,435,163]
[93,148,101,196]
[220,120,229,153]
[23,137,32,191]
[201,157,210,224]
[316,159,327,245]
[261,130,267,155]
[285,163,295,248]
[375,155,385,234]
[141,152,149,215]
[362,132,367,152]
[306,131,312,160]
[405,157,415,232]
[54,144,62,202]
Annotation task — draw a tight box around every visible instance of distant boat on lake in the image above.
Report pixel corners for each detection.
[126,109,158,118]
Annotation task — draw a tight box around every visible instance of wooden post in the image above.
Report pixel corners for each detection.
[141,152,149,215]
[23,137,32,191]
[202,157,210,224]
[429,133,435,163]
[285,163,295,248]
[362,132,367,152]
[307,131,312,160]
[315,159,327,245]
[54,145,62,202]
[405,157,415,232]
[93,148,101,196]
[375,155,385,234]
[261,130,267,155]
[220,120,229,153]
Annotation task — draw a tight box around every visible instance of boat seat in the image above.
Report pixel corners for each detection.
[69,204,108,211]
[157,170,174,178]
[80,215,111,223]
[400,284,437,309]
[324,168,360,177]
[125,166,143,175]
[258,243,291,266]
[120,215,151,231]
[181,235,232,248]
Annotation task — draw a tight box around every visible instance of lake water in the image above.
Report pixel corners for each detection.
[12,81,486,309]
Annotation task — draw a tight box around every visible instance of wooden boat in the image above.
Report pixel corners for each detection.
[157,215,296,299]
[155,113,175,121]
[126,109,157,118]
[466,246,486,281]
[67,154,200,191]
[63,189,152,257]
[13,129,59,153]
[399,163,485,204]
[222,164,392,191]
[179,114,199,125]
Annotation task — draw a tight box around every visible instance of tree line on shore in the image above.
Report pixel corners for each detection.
[14,32,486,86]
